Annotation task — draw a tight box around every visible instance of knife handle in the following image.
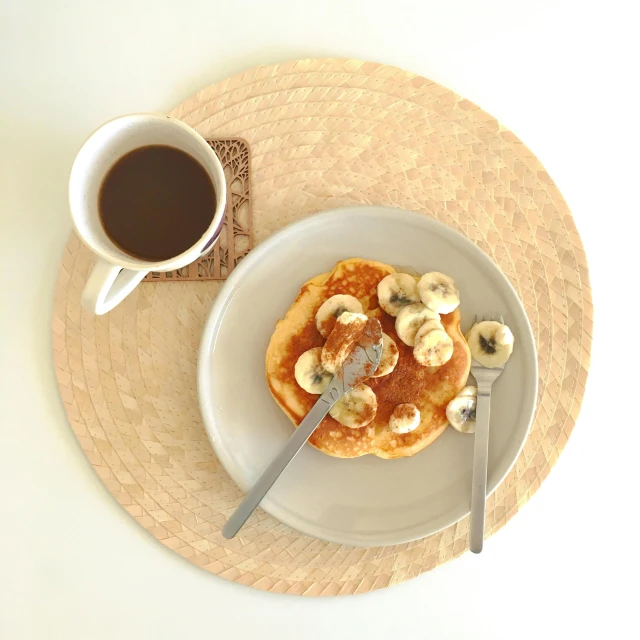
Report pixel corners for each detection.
[222,379,343,539]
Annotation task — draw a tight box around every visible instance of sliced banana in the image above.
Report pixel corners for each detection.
[446,394,477,433]
[321,312,368,373]
[413,324,454,367]
[417,272,460,314]
[458,385,478,398]
[495,324,515,347]
[377,273,420,317]
[371,333,399,378]
[466,320,514,368]
[394,303,441,347]
[329,384,377,428]
[294,347,333,394]
[389,403,421,434]
[315,294,364,338]
[417,319,444,337]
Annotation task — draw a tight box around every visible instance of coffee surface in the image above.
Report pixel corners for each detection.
[99,145,215,261]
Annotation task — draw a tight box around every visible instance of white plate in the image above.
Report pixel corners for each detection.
[198,207,537,547]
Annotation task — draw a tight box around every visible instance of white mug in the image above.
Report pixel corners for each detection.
[69,114,227,315]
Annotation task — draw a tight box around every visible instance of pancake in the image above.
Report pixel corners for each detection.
[265,259,472,459]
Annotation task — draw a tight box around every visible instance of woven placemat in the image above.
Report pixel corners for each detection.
[52,59,592,596]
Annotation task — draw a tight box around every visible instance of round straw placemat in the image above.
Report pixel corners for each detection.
[52,59,592,596]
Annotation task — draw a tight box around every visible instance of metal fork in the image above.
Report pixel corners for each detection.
[469,315,505,554]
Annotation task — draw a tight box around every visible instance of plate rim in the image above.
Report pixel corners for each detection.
[197,206,538,546]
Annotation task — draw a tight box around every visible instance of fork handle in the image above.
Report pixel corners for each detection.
[470,386,492,553]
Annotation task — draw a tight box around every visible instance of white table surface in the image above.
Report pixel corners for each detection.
[1,1,638,638]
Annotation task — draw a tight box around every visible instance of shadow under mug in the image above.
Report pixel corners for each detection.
[69,113,227,315]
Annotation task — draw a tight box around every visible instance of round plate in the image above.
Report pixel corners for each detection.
[197,206,537,546]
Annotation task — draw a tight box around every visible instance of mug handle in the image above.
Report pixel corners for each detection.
[82,258,147,315]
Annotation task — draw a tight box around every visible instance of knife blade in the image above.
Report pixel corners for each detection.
[222,318,382,539]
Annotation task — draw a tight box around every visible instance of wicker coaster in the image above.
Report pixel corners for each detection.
[52,59,592,596]
[143,139,252,281]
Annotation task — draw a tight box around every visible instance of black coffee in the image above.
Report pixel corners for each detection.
[99,145,216,261]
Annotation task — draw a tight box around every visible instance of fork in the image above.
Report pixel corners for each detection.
[469,315,505,554]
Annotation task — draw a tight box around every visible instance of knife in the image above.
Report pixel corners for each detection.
[222,319,383,539]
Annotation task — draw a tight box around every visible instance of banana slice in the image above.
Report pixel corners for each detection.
[466,320,514,368]
[294,347,333,394]
[417,319,444,337]
[389,403,421,434]
[446,394,477,433]
[329,384,377,428]
[417,272,460,314]
[458,385,478,398]
[315,294,364,338]
[377,273,420,317]
[371,333,399,378]
[413,324,454,367]
[321,312,368,373]
[394,303,441,347]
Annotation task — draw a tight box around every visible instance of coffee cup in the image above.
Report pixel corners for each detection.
[69,113,226,315]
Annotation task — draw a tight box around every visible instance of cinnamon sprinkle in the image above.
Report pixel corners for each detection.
[368,312,462,427]
[357,396,376,425]
[392,403,418,421]
[342,317,383,385]
[322,313,367,371]
[317,314,338,338]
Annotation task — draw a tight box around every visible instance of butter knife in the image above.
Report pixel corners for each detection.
[222,320,383,539]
